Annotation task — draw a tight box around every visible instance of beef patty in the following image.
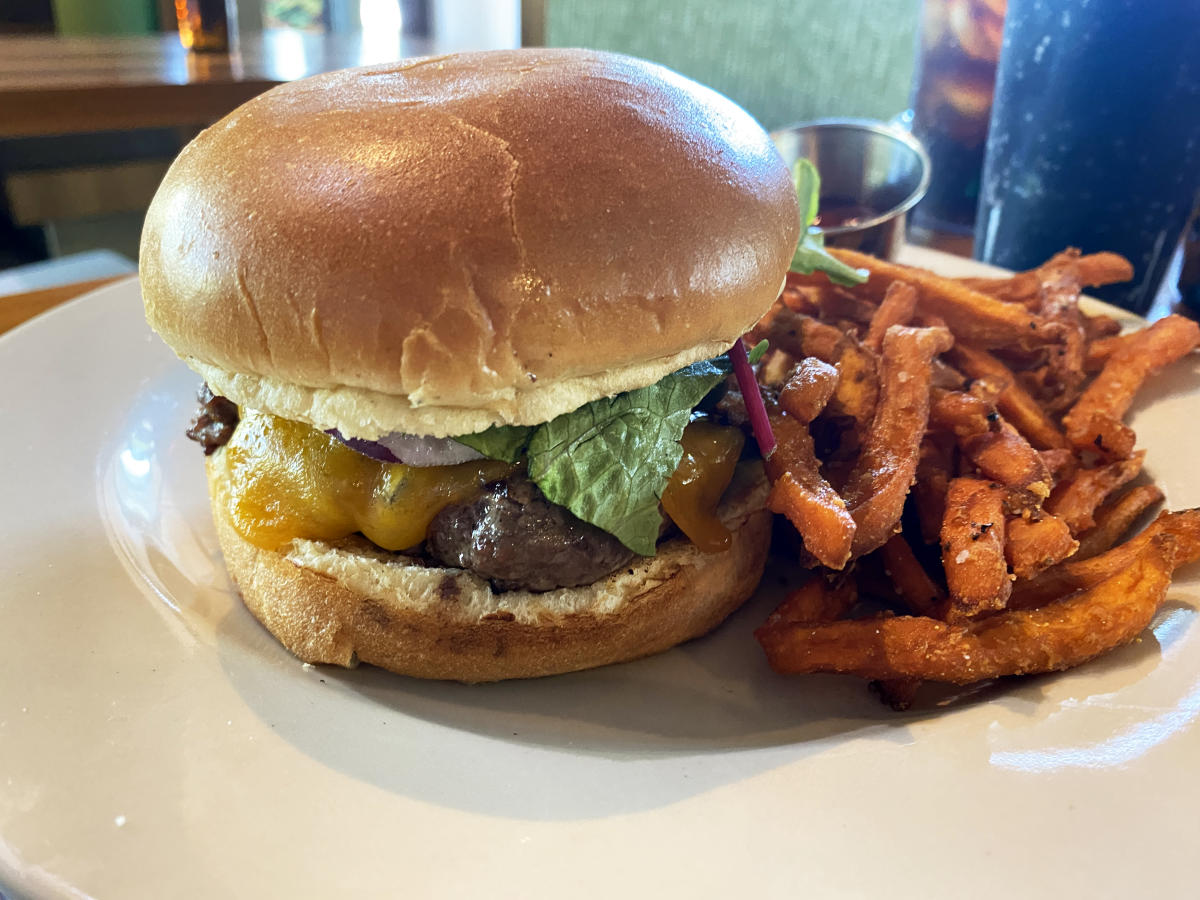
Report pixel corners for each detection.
[186,384,239,454]
[426,474,635,593]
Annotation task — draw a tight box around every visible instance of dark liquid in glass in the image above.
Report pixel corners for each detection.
[911,0,1007,233]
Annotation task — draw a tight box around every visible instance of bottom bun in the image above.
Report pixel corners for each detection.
[208,459,773,681]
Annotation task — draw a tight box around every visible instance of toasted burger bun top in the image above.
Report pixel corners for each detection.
[141,48,799,438]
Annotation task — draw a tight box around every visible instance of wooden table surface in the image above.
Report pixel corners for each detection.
[0,275,129,336]
[0,29,509,138]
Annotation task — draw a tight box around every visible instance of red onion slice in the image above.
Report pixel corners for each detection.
[326,430,484,466]
[326,429,400,462]
[729,338,776,459]
[376,432,484,466]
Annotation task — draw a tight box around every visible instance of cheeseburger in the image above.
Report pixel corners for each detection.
[140,49,800,681]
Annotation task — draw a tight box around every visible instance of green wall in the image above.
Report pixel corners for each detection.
[545,0,921,130]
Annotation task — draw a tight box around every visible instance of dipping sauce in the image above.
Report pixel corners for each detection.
[813,198,881,230]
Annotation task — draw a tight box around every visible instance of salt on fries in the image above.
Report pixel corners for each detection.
[753,249,1200,707]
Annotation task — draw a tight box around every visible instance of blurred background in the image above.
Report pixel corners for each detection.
[0,0,1196,315]
[0,0,921,288]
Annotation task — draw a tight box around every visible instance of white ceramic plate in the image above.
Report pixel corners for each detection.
[2,250,1198,899]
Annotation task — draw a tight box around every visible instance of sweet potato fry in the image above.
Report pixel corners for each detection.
[756,535,1176,684]
[947,344,1067,450]
[755,245,1190,706]
[1025,250,1132,302]
[1026,250,1079,312]
[1084,333,1124,373]
[950,254,1128,415]
[1063,412,1137,461]
[930,387,1051,506]
[1063,314,1200,458]
[990,341,1049,374]
[779,358,839,424]
[1075,251,1135,287]
[816,287,877,326]
[828,247,1053,348]
[1031,258,1089,407]
[970,250,1096,414]
[826,339,879,433]
[1010,509,1200,609]
[955,275,1035,303]
[940,478,1010,620]
[752,305,831,360]
[1073,483,1164,560]
[929,387,991,437]
[1040,448,1077,484]
[1013,364,1065,414]
[953,252,1130,310]
[1005,514,1078,580]
[764,400,857,570]
[842,325,954,558]
[780,282,821,314]
[776,308,842,362]
[763,576,857,627]
[1045,453,1145,534]
[784,268,841,293]
[880,534,946,618]
[864,281,917,353]
[962,421,1053,507]
[1083,312,1124,339]
[930,358,967,391]
[768,474,856,570]
[757,307,880,435]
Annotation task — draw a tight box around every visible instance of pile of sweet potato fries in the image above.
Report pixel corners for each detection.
[750,246,1200,708]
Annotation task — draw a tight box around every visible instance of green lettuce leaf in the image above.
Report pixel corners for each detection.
[791,231,870,287]
[454,347,768,554]
[788,158,869,287]
[526,358,729,555]
[793,157,821,230]
[747,339,768,366]
[455,424,533,463]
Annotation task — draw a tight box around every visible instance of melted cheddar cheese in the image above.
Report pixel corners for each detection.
[213,410,744,555]
[661,420,745,552]
[214,410,513,552]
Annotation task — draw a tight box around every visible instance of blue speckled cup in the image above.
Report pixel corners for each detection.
[974,0,1200,314]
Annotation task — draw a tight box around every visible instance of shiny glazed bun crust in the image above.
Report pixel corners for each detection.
[141,48,800,438]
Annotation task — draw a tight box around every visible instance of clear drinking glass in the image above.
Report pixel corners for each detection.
[175,0,231,52]
[910,0,1007,235]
